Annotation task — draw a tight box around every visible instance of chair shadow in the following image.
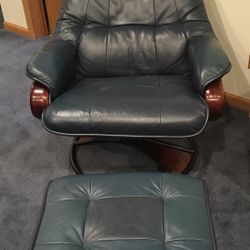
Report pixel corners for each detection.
[73,141,158,174]
[193,105,233,176]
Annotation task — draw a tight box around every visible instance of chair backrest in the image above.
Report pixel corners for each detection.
[56,0,211,77]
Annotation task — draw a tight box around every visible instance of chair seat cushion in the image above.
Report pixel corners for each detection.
[42,75,208,137]
[33,173,216,250]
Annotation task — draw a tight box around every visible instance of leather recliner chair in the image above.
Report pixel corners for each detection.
[27,0,231,174]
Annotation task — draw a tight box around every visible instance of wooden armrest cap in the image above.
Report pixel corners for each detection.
[30,81,50,119]
[205,79,225,117]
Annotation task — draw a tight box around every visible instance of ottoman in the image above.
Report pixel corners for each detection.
[32,173,217,250]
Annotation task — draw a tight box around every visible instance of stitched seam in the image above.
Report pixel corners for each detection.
[153,0,157,25]
[76,0,90,74]
[87,196,163,201]
[105,30,109,74]
[187,32,213,40]
[30,181,53,250]
[87,237,161,242]
[173,0,189,75]
[79,0,90,43]
[82,176,92,245]
[82,201,90,245]
[88,238,162,242]
[153,0,158,73]
[203,181,218,250]
[166,238,209,244]
[173,0,180,21]
[37,242,82,247]
[90,22,182,28]
[105,0,111,74]
[85,0,90,23]
[90,175,92,195]
[162,175,166,250]
[164,195,206,207]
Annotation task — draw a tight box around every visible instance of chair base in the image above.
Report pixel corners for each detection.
[70,137,198,175]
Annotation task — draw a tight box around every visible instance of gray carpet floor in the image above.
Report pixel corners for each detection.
[0,30,250,250]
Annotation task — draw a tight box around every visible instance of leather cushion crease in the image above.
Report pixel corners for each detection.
[32,173,217,250]
[42,75,208,137]
[26,0,231,137]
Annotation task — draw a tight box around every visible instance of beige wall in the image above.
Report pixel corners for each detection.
[0,0,27,28]
[205,0,250,99]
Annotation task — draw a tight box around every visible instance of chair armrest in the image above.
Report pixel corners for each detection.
[26,39,77,99]
[30,81,50,119]
[188,35,231,95]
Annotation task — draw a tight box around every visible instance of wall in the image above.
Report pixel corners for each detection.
[0,0,27,28]
[205,0,250,99]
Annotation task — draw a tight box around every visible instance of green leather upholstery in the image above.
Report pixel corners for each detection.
[42,75,208,137]
[33,173,216,250]
[26,39,77,99]
[26,0,231,137]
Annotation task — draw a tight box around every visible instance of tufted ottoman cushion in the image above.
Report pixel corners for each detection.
[33,173,217,250]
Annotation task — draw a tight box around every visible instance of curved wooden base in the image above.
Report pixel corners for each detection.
[205,79,225,117]
[30,81,50,118]
[70,137,197,175]
[133,139,197,174]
